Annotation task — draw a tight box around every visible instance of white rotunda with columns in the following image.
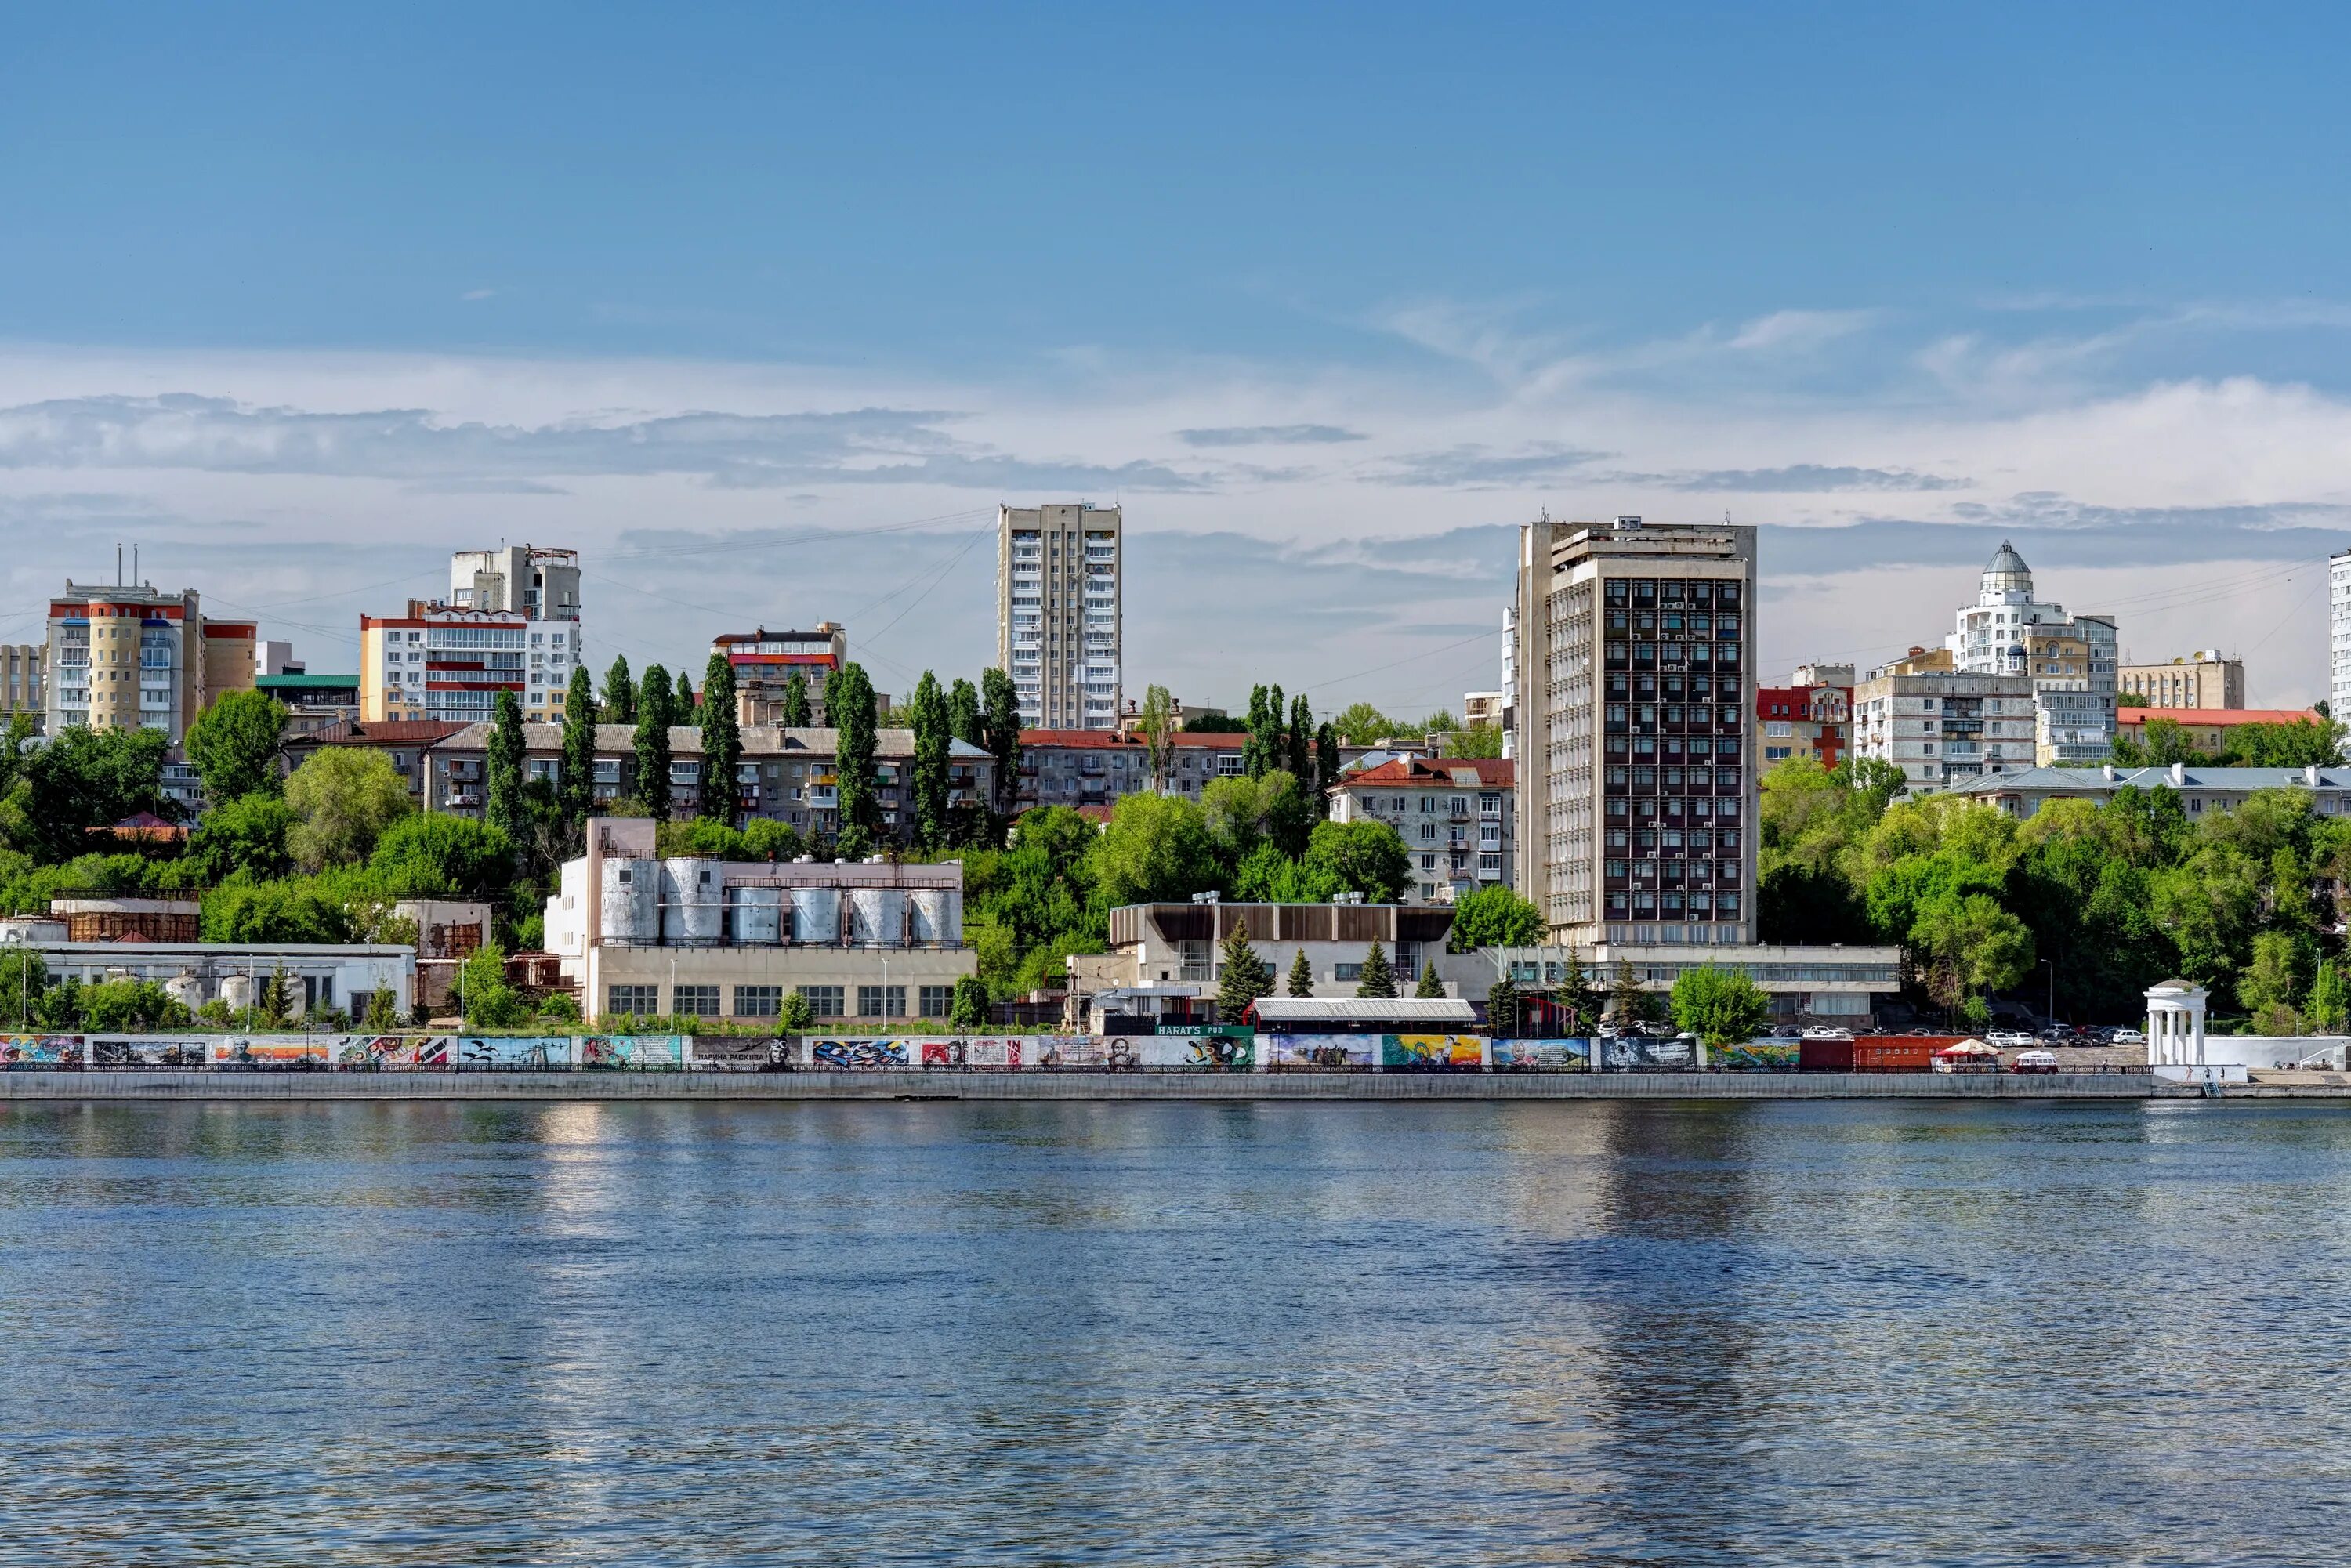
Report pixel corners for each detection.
[2145,979,2208,1066]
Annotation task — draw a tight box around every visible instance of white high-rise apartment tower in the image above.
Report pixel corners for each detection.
[997,503,1121,730]
[2331,549,2351,720]
[446,545,583,722]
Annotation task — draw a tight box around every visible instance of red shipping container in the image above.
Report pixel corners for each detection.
[1801,1037,1946,1073]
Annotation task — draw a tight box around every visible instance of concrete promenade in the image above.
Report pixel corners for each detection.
[0,1070,2197,1102]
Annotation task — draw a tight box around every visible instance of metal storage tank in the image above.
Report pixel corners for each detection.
[219,973,257,1012]
[661,858,724,943]
[848,887,905,947]
[164,973,205,1011]
[791,887,841,944]
[731,885,784,944]
[908,888,962,945]
[600,857,659,943]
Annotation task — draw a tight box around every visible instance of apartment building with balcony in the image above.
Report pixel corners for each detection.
[998,503,1121,730]
[1851,668,2036,792]
[42,582,255,744]
[1512,516,1756,947]
[360,601,534,725]
[1945,541,2119,766]
[1327,758,1514,904]
[437,545,582,722]
[714,624,848,724]
[1013,729,1253,814]
[1755,669,1853,773]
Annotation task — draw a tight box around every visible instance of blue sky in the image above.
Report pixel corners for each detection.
[4,5,2349,706]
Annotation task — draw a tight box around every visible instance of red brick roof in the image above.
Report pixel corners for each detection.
[303,719,471,747]
[1336,757,1513,787]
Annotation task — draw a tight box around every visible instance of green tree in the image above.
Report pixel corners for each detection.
[1314,722,1341,813]
[601,655,636,726]
[908,670,951,849]
[187,791,297,882]
[1557,949,1603,1032]
[1302,819,1412,903]
[82,978,188,1031]
[1089,791,1219,907]
[184,689,288,803]
[35,976,83,1030]
[0,950,46,1027]
[0,714,35,804]
[201,880,353,943]
[1670,965,1774,1049]
[779,988,816,1030]
[833,663,880,837]
[458,941,528,1028]
[485,689,527,843]
[634,662,674,820]
[947,677,982,746]
[1487,974,1521,1037]
[1287,946,1315,997]
[980,667,1022,817]
[674,670,695,717]
[368,813,515,900]
[1243,683,1285,778]
[1232,841,1342,902]
[1330,702,1395,746]
[1203,770,1309,861]
[284,747,413,871]
[700,651,742,827]
[1609,958,1657,1027]
[2241,928,2315,1032]
[949,973,990,1027]
[259,965,292,1027]
[560,666,597,830]
[1286,694,1313,782]
[781,670,814,729]
[1415,961,1445,999]
[1447,724,1505,760]
[2309,958,2348,1034]
[1446,885,1544,951]
[1216,914,1275,1017]
[1139,684,1176,792]
[1911,892,2037,1017]
[6,726,173,860]
[364,986,399,1030]
[1354,940,1397,999]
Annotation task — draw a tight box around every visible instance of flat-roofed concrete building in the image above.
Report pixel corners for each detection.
[714,624,847,724]
[1512,515,1757,947]
[1852,668,2037,792]
[44,581,255,744]
[542,817,976,1024]
[998,502,1121,730]
[2118,651,2244,710]
[0,644,42,729]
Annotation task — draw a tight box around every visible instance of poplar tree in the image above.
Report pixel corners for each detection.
[909,670,950,849]
[634,662,673,819]
[1315,722,1341,812]
[980,666,1022,817]
[781,670,813,728]
[1287,694,1313,781]
[674,670,695,718]
[834,662,880,837]
[485,690,526,842]
[948,677,984,747]
[699,652,741,827]
[560,666,596,829]
[601,656,636,726]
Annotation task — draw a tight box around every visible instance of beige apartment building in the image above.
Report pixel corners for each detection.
[1512,515,1757,948]
[2118,651,2244,710]
[1851,668,2037,792]
[43,583,255,742]
[0,645,42,728]
[998,502,1121,730]
[1944,541,2118,765]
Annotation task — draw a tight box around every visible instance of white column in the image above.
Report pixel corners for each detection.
[2192,1002,2206,1066]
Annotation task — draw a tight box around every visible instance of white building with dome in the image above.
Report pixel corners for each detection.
[1945,541,2118,765]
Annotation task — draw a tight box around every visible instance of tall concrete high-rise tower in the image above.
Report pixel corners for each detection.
[996,503,1121,730]
[1512,516,1757,948]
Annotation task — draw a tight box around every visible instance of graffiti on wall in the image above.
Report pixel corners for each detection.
[0,1035,85,1066]
[1490,1038,1593,1072]
[1380,1034,1487,1071]
[1262,1035,1378,1070]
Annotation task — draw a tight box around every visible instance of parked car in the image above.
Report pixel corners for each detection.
[1984,1030,2038,1049]
[2109,1027,2145,1045]
[2011,1049,2059,1075]
[1801,1024,1853,1040]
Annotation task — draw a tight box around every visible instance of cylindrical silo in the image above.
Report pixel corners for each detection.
[731,885,784,944]
[791,887,841,944]
[600,857,658,943]
[909,889,961,946]
[164,972,205,1011]
[219,973,256,1012]
[662,858,723,943]
[849,887,905,947]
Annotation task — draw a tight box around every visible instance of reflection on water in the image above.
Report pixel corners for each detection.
[3,1099,2350,1564]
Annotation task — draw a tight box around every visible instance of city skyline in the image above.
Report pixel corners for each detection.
[5,9,2349,705]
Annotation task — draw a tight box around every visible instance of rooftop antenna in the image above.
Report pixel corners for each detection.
[133,544,139,585]
[116,543,123,585]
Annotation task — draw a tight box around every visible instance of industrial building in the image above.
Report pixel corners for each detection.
[541,817,978,1023]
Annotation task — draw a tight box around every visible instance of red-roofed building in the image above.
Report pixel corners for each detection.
[713,624,849,724]
[2114,707,2327,755]
[1755,676,1853,773]
[1327,758,1515,904]
[282,719,472,810]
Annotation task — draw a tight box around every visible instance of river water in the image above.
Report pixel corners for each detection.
[2,1099,2347,1566]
